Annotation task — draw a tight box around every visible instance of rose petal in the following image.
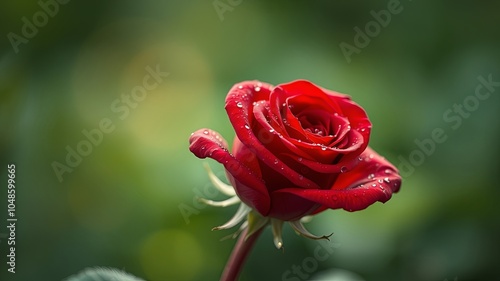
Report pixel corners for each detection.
[273,80,346,114]
[226,81,320,190]
[273,147,401,212]
[267,190,322,221]
[189,128,270,215]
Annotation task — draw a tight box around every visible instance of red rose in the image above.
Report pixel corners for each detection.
[189,80,401,221]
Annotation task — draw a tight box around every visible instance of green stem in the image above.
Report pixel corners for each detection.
[220,226,264,281]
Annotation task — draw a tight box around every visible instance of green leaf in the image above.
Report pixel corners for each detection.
[64,267,144,281]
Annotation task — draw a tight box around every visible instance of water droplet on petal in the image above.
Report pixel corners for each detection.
[298,157,303,162]
[238,85,243,89]
[269,129,275,133]
[274,159,279,164]
[340,166,347,173]
[378,179,384,184]
[236,102,243,108]
[244,124,250,129]
[368,174,375,180]
[384,169,391,174]
[321,146,327,151]
[371,183,377,187]
[203,130,209,135]
[369,154,374,159]
[384,177,390,183]
[254,86,261,92]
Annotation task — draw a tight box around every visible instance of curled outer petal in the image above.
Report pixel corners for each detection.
[189,129,271,215]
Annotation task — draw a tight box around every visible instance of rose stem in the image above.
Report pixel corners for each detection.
[220,226,264,281]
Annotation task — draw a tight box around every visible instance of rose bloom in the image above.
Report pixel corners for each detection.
[189,80,401,221]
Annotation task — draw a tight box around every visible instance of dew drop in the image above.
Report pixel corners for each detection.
[201,145,206,150]
[371,183,377,187]
[269,129,275,133]
[236,102,243,108]
[384,177,390,183]
[340,166,347,173]
[360,128,366,132]
[378,179,384,184]
[321,146,327,151]
[298,157,303,162]
[203,130,209,135]
[369,154,374,159]
[238,85,243,89]
[244,124,250,129]
[274,159,279,164]
[254,86,261,92]
[368,173,375,180]
[384,169,391,174]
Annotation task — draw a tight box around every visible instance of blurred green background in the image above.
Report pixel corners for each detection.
[1,1,499,280]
